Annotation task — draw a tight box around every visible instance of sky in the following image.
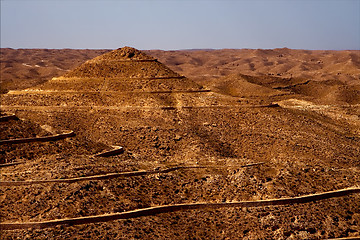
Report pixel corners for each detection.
[1,0,359,50]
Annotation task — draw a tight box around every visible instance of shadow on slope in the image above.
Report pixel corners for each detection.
[210,73,360,104]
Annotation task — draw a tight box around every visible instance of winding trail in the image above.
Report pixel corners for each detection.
[0,104,279,112]
[1,187,359,230]
[0,131,75,145]
[52,76,187,81]
[0,162,264,186]
[7,90,211,95]
[90,59,159,62]
[273,80,310,90]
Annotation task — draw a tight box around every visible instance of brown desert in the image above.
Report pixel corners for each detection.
[1,46,360,239]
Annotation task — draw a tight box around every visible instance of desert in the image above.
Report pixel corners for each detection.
[1,46,360,239]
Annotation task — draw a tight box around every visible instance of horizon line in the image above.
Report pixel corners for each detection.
[1,47,359,51]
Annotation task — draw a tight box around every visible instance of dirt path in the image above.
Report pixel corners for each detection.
[1,187,358,230]
[0,162,264,186]
[0,162,23,168]
[0,131,75,145]
[7,90,211,95]
[0,104,279,112]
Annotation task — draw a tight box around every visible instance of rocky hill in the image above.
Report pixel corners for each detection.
[1,47,359,239]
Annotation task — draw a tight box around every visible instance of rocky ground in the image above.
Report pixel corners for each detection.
[1,47,359,239]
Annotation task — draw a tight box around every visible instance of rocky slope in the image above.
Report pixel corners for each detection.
[1,47,359,239]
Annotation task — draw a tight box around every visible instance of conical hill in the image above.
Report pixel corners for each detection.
[2,47,210,110]
[90,46,155,61]
[60,47,182,79]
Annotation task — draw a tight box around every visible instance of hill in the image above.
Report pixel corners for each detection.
[1,47,359,239]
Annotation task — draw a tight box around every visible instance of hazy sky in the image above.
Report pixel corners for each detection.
[1,0,359,50]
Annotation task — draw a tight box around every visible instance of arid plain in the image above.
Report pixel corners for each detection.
[1,47,360,239]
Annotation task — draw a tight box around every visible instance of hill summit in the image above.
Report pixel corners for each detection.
[90,46,154,61]
[61,46,181,79]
